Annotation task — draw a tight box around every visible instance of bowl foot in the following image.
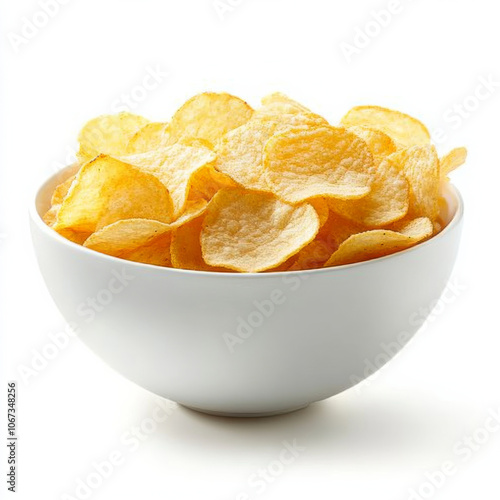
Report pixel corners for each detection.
[180,403,310,418]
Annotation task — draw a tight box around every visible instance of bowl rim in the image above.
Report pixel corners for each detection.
[30,165,464,279]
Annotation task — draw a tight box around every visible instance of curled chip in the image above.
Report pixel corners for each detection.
[263,126,373,203]
[389,145,440,220]
[126,122,169,154]
[118,144,216,218]
[309,197,329,227]
[325,217,433,267]
[77,112,149,163]
[54,155,173,233]
[340,106,430,147]
[215,119,278,191]
[288,240,333,271]
[347,126,397,159]
[167,92,254,146]
[51,174,76,205]
[188,165,237,201]
[83,199,207,258]
[171,216,227,272]
[328,157,409,227]
[123,233,172,267]
[201,188,320,272]
[261,92,313,113]
[440,147,467,177]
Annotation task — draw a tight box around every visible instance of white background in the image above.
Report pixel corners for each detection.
[1,0,499,499]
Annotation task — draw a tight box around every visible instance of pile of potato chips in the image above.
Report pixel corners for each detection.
[44,92,466,273]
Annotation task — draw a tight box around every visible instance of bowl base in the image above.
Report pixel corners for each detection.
[180,403,310,418]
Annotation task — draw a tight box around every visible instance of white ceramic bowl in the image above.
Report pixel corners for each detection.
[30,166,463,416]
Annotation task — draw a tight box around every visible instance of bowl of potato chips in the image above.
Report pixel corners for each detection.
[30,92,464,416]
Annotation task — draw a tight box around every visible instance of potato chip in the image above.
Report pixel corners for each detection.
[118,144,216,217]
[54,155,173,233]
[215,119,278,192]
[51,174,76,206]
[216,114,330,192]
[288,240,333,271]
[347,126,397,159]
[328,157,409,227]
[188,165,237,201]
[261,92,313,113]
[83,199,207,256]
[167,92,254,146]
[171,216,227,272]
[263,126,373,203]
[201,189,320,272]
[125,122,169,154]
[56,228,91,245]
[124,233,172,267]
[324,212,367,250]
[388,145,440,220]
[77,112,149,163]
[43,205,59,227]
[325,217,433,267]
[440,147,467,177]
[340,106,430,147]
[309,197,329,227]
[84,219,173,256]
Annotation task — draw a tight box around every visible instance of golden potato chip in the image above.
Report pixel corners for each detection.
[328,157,409,227]
[388,145,439,220]
[124,233,172,267]
[43,205,59,227]
[340,106,430,147]
[216,114,330,192]
[125,122,169,154]
[215,119,278,191]
[84,219,172,256]
[201,189,320,272]
[83,199,207,256]
[167,92,253,146]
[77,112,149,163]
[56,228,91,245]
[118,144,216,217]
[54,155,173,233]
[179,137,215,150]
[288,240,333,271]
[261,92,313,113]
[188,165,237,201]
[51,174,76,206]
[325,217,433,267]
[347,126,397,159]
[311,211,366,257]
[309,197,329,227]
[440,147,467,177]
[171,216,227,272]
[263,126,373,204]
